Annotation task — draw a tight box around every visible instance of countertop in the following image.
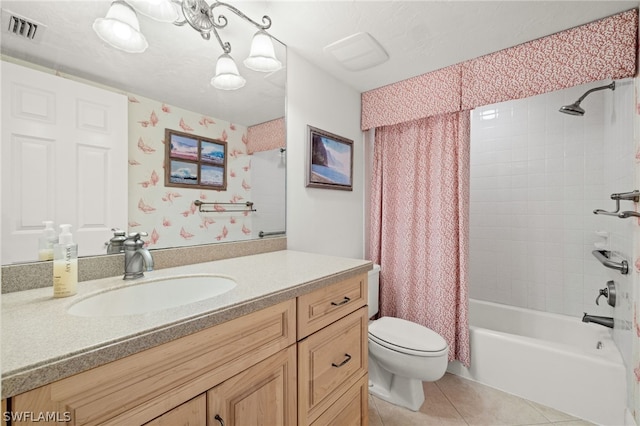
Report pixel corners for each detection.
[2,250,372,398]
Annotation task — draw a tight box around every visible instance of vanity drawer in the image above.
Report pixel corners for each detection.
[310,375,368,426]
[297,273,367,339]
[298,307,368,425]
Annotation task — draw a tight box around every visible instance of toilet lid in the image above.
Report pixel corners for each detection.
[369,317,448,355]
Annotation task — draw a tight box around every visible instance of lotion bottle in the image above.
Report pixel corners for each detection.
[38,220,57,261]
[53,224,78,298]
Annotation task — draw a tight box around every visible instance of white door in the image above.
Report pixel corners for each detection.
[1,61,128,264]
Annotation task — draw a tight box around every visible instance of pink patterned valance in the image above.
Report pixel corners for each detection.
[361,8,638,130]
[461,8,638,110]
[246,117,285,154]
[361,65,462,130]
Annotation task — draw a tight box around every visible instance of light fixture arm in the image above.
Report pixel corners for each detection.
[174,0,271,54]
[209,1,272,31]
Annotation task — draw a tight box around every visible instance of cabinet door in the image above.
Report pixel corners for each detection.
[208,346,297,426]
[145,394,206,426]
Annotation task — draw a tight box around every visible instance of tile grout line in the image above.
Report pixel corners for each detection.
[433,379,471,426]
[368,394,385,426]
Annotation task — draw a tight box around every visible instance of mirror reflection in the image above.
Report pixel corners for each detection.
[1,1,286,265]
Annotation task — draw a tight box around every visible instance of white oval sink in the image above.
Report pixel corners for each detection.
[67,275,236,317]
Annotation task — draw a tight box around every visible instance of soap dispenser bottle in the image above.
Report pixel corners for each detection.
[38,220,57,261]
[53,224,78,298]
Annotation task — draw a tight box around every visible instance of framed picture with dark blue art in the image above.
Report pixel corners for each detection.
[165,128,227,190]
[306,125,353,191]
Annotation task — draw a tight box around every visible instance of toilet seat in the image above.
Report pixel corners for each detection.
[368,317,448,357]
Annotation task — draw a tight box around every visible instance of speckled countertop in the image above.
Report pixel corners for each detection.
[2,250,371,398]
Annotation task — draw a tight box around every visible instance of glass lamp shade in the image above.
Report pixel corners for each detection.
[93,1,148,53]
[211,54,246,90]
[243,30,282,72]
[128,0,179,23]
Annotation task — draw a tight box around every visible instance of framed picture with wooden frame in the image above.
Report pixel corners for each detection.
[165,128,227,190]
[306,125,353,191]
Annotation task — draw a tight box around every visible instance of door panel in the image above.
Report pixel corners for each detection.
[1,61,128,263]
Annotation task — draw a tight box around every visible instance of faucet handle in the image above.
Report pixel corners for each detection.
[127,231,148,241]
[124,232,149,250]
[595,288,608,305]
[595,281,616,307]
[105,228,128,254]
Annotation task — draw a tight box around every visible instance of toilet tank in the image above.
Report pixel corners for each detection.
[368,264,380,318]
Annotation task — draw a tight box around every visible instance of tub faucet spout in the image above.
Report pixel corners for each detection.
[582,313,614,329]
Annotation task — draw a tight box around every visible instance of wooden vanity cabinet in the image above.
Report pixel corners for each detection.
[297,274,369,426]
[9,273,369,426]
[145,346,297,426]
[207,345,297,426]
[144,394,206,426]
[12,300,295,426]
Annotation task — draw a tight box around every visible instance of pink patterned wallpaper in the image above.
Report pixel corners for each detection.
[361,9,638,130]
[246,117,286,154]
[127,94,255,249]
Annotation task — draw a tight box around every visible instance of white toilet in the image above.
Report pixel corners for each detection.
[367,264,449,411]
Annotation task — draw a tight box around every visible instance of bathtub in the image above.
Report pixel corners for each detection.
[447,299,626,425]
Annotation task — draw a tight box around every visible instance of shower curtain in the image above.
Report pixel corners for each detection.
[370,111,471,366]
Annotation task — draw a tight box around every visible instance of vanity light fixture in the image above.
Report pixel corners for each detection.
[93,0,282,90]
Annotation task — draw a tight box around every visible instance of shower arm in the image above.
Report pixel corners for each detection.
[574,82,615,105]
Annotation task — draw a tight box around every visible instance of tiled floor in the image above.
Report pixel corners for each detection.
[368,373,595,426]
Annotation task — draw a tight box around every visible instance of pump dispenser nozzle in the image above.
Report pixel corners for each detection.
[58,224,74,245]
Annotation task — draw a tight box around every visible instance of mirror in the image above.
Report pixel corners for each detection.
[1,1,286,264]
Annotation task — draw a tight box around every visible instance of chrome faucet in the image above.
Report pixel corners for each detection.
[123,232,154,280]
[582,313,614,329]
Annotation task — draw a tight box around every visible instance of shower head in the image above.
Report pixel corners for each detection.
[559,81,615,116]
[559,102,585,116]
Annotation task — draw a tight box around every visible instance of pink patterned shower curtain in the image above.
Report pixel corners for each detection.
[370,111,471,366]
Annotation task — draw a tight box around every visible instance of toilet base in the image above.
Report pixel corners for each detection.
[368,356,425,411]
[368,375,425,412]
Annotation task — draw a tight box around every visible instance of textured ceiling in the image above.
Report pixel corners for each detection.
[1,1,638,126]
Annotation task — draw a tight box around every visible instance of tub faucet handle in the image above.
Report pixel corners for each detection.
[595,288,608,305]
[595,280,616,307]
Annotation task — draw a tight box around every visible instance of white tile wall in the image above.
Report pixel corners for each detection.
[602,79,636,368]
[470,79,634,319]
[249,149,286,239]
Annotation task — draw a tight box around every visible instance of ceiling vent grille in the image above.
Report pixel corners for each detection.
[2,9,46,43]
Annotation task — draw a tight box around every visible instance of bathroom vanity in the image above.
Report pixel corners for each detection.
[2,250,371,425]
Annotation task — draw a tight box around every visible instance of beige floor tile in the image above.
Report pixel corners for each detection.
[419,381,467,423]
[373,394,467,426]
[368,395,384,426]
[435,374,550,426]
[527,400,581,423]
[550,421,596,426]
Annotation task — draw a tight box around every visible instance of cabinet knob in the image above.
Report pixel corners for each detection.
[214,414,225,426]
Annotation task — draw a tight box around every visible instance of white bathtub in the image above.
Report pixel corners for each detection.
[447,299,626,425]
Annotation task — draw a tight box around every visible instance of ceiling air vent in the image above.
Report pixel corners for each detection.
[2,9,46,43]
